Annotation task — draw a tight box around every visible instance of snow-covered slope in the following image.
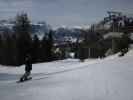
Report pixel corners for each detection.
[0,50,133,100]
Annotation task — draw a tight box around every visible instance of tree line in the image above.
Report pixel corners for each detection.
[0,13,54,66]
[0,12,132,65]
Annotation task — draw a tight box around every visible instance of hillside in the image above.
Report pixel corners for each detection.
[0,50,133,100]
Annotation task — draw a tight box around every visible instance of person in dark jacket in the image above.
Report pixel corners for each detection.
[25,54,32,73]
[20,54,32,81]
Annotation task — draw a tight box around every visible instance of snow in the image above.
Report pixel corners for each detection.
[1,50,133,100]
[104,32,124,39]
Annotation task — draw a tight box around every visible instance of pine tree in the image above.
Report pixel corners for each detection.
[119,32,130,56]
[13,13,32,65]
[40,35,47,62]
[74,38,80,58]
[0,34,3,64]
[32,34,40,63]
[46,30,54,61]
[40,30,54,62]
[11,34,18,65]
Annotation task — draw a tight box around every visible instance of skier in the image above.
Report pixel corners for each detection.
[20,54,32,82]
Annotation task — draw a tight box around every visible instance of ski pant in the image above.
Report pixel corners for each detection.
[21,71,31,80]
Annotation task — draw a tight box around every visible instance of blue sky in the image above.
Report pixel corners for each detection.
[0,0,133,28]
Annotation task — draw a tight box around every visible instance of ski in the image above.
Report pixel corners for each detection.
[16,77,32,83]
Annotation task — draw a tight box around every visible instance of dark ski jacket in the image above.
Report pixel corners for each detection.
[25,56,32,72]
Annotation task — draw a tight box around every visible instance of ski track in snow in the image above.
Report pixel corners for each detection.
[0,50,133,100]
[0,59,99,84]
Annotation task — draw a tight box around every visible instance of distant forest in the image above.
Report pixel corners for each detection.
[0,12,132,66]
[0,13,54,66]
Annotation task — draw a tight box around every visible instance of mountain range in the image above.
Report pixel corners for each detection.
[0,20,87,43]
